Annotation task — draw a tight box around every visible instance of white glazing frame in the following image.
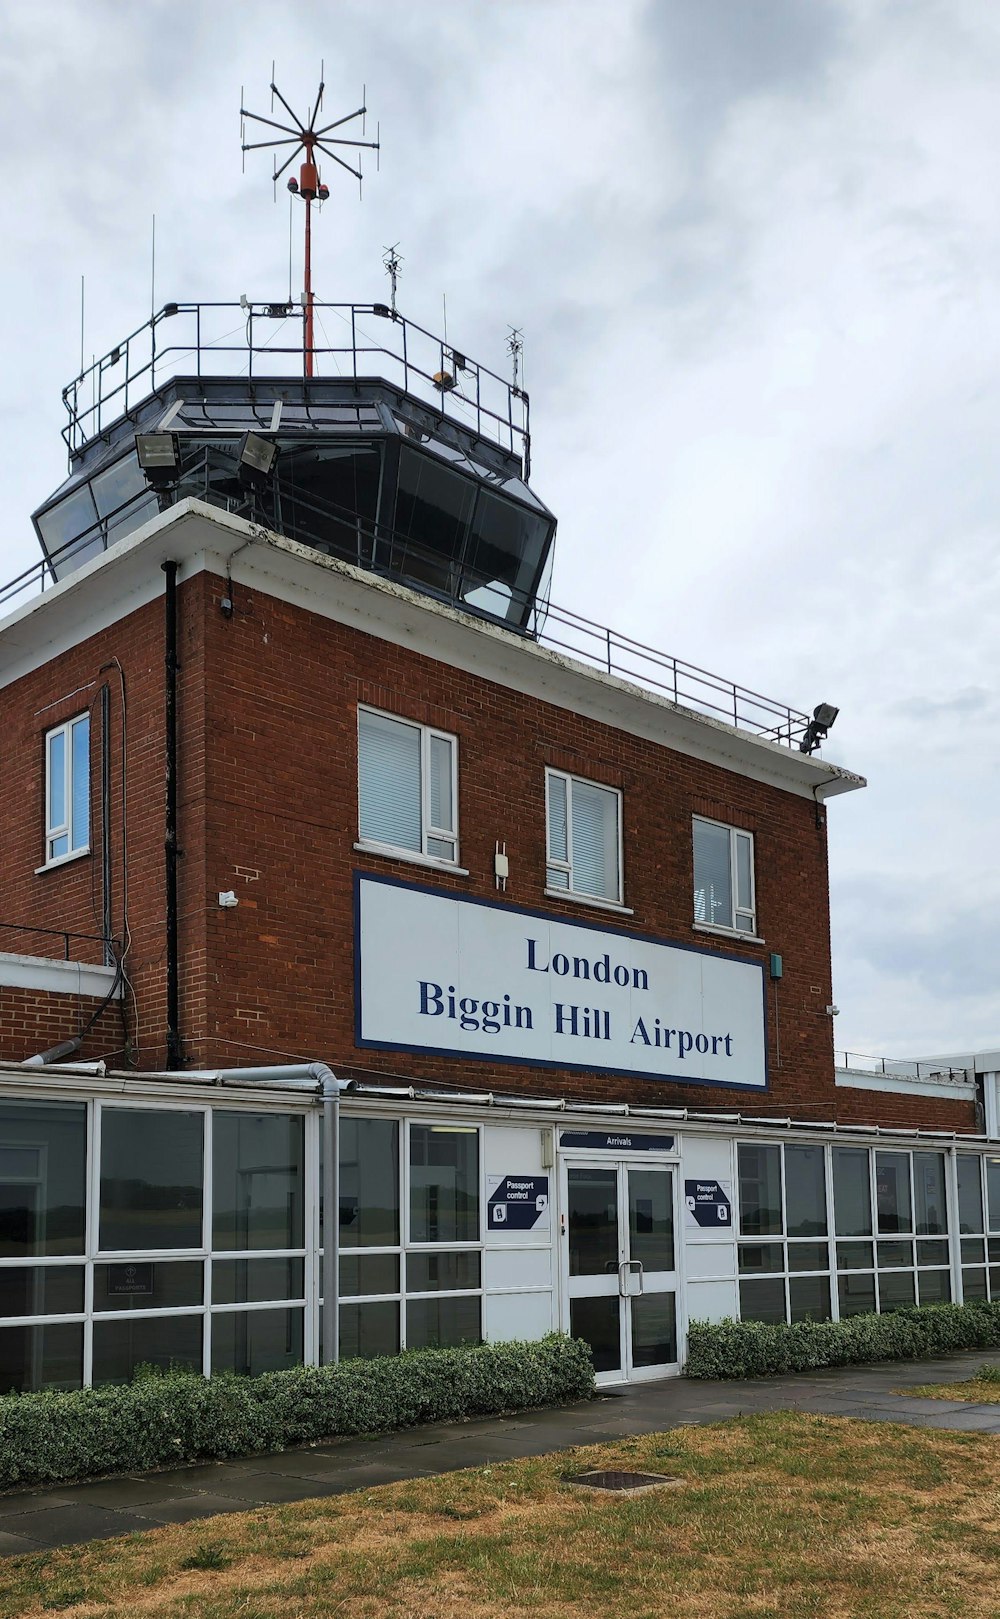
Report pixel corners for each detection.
[356,705,460,865]
[0,1096,315,1390]
[330,1116,486,1355]
[43,713,91,866]
[736,1141,958,1327]
[692,816,756,935]
[544,768,624,905]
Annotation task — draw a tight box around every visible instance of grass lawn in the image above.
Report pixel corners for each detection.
[909,1364,1000,1404]
[3,1412,1000,1619]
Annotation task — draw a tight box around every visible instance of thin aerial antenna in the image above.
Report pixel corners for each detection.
[79,276,85,377]
[241,73,380,378]
[442,294,448,347]
[383,243,402,315]
[507,326,524,394]
[150,214,156,319]
[288,193,294,303]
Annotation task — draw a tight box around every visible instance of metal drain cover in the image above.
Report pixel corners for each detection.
[563,1469,682,1495]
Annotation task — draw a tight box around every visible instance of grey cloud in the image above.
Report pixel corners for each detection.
[891,686,995,722]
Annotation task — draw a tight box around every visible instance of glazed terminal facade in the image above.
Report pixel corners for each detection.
[0,317,990,1389]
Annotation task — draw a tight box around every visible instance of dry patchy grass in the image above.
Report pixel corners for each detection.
[2,1414,1000,1619]
[908,1377,1000,1404]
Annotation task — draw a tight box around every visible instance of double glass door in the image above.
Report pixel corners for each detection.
[564,1161,679,1383]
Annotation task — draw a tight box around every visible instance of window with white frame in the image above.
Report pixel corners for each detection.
[737,1142,832,1324]
[44,714,90,865]
[546,769,622,904]
[693,817,755,934]
[358,708,458,863]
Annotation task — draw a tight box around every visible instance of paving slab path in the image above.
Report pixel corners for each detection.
[2,1348,1000,1557]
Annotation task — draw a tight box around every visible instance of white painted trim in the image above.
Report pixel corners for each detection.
[0,502,866,804]
[836,1068,976,1101]
[353,842,470,877]
[692,921,765,946]
[543,887,634,917]
[0,952,118,999]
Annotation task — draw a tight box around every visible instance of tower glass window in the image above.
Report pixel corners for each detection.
[693,818,755,934]
[44,714,90,864]
[545,770,622,904]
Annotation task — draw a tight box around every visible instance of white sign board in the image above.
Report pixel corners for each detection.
[356,875,767,1090]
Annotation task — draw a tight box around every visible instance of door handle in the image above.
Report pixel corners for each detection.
[618,1260,644,1297]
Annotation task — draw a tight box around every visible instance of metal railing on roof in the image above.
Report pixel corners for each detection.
[61,300,530,469]
[0,922,113,965]
[1,487,812,748]
[836,1050,974,1083]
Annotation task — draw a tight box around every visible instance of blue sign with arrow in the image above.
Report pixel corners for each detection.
[487,1175,549,1230]
[684,1179,733,1228]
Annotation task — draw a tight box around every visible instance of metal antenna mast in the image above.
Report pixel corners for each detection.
[382,242,402,316]
[241,71,380,377]
[507,326,524,394]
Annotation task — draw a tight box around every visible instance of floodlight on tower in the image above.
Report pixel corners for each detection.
[240,70,380,377]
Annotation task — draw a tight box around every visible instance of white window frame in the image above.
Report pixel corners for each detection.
[692,816,756,937]
[356,706,460,868]
[43,713,90,868]
[545,768,624,907]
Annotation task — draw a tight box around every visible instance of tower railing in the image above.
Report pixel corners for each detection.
[62,301,530,471]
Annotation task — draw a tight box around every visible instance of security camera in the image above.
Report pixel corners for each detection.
[826,1005,840,1016]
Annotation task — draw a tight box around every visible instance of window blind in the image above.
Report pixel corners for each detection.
[571,780,619,901]
[358,711,421,852]
[693,819,732,927]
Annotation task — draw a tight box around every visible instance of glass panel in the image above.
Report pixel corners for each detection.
[100,1109,203,1251]
[735,832,753,913]
[339,1299,399,1360]
[987,1160,1000,1231]
[547,773,568,865]
[92,1314,202,1383]
[916,1239,949,1267]
[463,486,551,629]
[628,1170,674,1272]
[47,727,65,830]
[990,1239,1000,1264]
[631,1292,676,1368]
[787,1241,829,1272]
[992,1267,1000,1296]
[570,780,619,901]
[918,1270,951,1305]
[394,445,476,580]
[358,710,422,852]
[0,1101,87,1256]
[693,820,732,928]
[427,834,455,861]
[958,1157,985,1234]
[407,1294,481,1349]
[838,1273,876,1318]
[837,1240,874,1270]
[738,1243,784,1274]
[914,1153,948,1236]
[50,833,69,860]
[962,1238,986,1264]
[569,1295,621,1374]
[337,1118,399,1248]
[878,1271,916,1311]
[875,1152,912,1234]
[407,1251,481,1293]
[567,1168,618,1277]
[789,1275,831,1322]
[36,486,100,571]
[213,1258,305,1304]
[409,1125,479,1244]
[0,1322,83,1393]
[739,1277,786,1325]
[963,1267,988,1300]
[70,715,90,851]
[0,1265,83,1318]
[878,1241,912,1269]
[212,1111,303,1251]
[339,1253,399,1298]
[785,1146,828,1237]
[94,1260,203,1312]
[211,1308,304,1376]
[428,734,453,835]
[738,1143,783,1236]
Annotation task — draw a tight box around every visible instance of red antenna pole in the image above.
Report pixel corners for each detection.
[241,75,379,379]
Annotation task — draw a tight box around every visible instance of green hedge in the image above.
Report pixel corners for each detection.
[686,1300,1000,1379]
[0,1335,594,1492]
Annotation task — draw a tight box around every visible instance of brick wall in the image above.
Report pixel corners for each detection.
[0,985,124,1066]
[0,562,978,1135]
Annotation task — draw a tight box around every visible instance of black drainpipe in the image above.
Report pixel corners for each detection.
[163,561,182,1070]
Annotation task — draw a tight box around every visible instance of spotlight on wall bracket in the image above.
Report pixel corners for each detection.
[237,431,279,489]
[799,702,839,755]
[135,431,181,489]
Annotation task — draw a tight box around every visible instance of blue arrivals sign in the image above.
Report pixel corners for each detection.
[487,1175,550,1230]
[684,1179,733,1228]
[559,1130,675,1153]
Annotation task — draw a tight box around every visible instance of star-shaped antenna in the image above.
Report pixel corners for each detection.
[240,70,380,376]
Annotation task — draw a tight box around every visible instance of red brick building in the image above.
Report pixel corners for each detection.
[0,303,992,1393]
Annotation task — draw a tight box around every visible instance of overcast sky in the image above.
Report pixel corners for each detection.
[1,0,998,1061]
